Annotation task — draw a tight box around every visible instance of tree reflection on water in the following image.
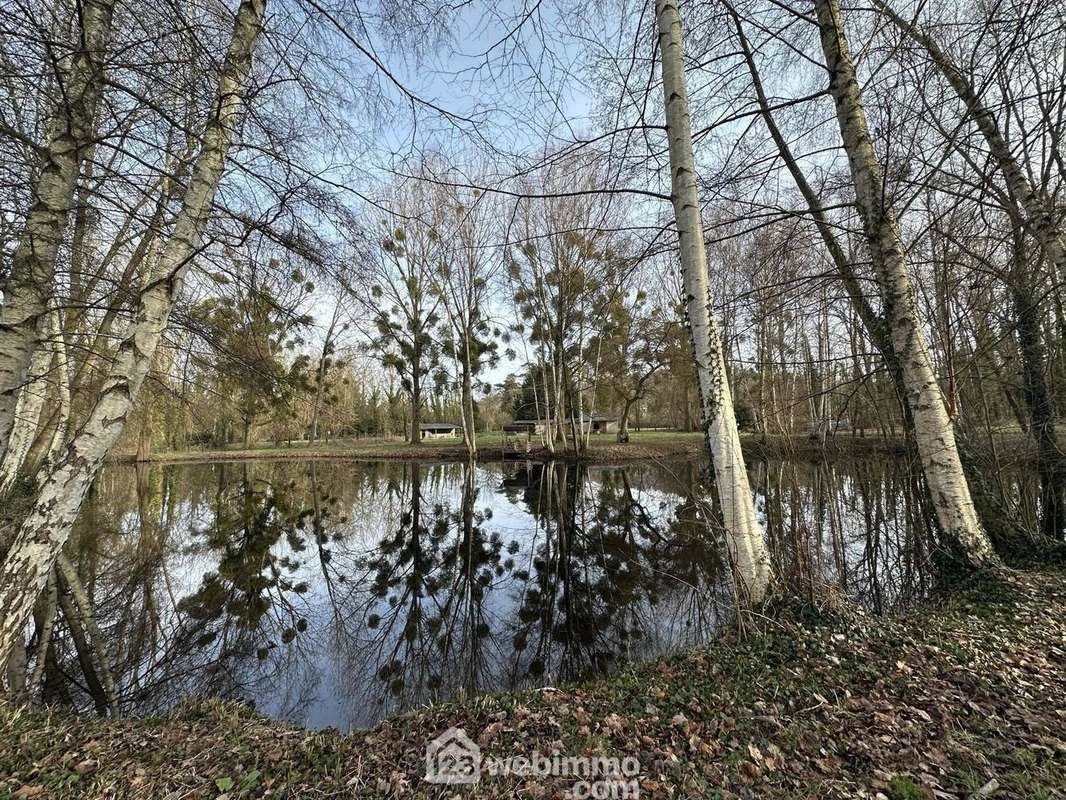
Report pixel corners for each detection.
[41,455,1011,729]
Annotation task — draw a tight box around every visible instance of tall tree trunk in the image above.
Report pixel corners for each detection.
[410,380,422,445]
[0,337,53,493]
[26,570,58,694]
[461,356,476,457]
[0,310,71,492]
[43,313,72,468]
[0,0,269,666]
[539,358,555,453]
[55,585,109,714]
[1009,226,1065,539]
[0,0,116,458]
[733,14,905,397]
[309,302,341,445]
[813,0,999,567]
[56,552,118,717]
[617,397,634,443]
[70,138,197,394]
[739,12,1032,549]
[874,0,1066,291]
[655,0,772,604]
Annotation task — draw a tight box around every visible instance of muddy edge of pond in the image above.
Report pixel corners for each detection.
[108,432,1041,466]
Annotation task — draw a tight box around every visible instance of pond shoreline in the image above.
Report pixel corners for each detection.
[3,566,1063,798]
[109,432,923,466]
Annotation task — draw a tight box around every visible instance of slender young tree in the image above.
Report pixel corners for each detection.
[431,182,499,457]
[812,0,999,567]
[367,211,444,446]
[309,301,344,444]
[655,0,772,603]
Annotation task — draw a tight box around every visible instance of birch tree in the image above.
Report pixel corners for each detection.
[873,0,1066,293]
[812,0,999,567]
[431,184,500,457]
[0,320,54,492]
[655,0,772,603]
[0,0,116,460]
[0,0,269,666]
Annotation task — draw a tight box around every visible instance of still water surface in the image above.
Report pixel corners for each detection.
[55,456,1012,729]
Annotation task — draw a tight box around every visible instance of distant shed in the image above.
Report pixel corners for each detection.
[419,422,461,439]
[506,415,618,435]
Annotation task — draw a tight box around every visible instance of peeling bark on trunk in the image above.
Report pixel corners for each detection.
[814,0,999,567]
[0,338,53,493]
[45,315,71,467]
[0,0,268,665]
[655,0,772,604]
[0,0,115,458]
[0,310,70,492]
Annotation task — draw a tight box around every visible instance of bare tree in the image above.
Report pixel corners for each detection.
[655,0,772,603]
[812,0,999,567]
[0,0,115,459]
[0,0,269,666]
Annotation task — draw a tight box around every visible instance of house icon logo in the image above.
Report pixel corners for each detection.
[425,727,481,784]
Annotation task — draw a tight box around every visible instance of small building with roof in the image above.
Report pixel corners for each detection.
[419,422,461,439]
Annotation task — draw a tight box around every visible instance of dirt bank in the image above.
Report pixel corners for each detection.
[3,567,1064,799]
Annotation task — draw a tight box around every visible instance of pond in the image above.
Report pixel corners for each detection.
[51,456,1019,730]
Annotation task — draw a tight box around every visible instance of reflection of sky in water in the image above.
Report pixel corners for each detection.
[72,458,950,731]
[247,464,718,729]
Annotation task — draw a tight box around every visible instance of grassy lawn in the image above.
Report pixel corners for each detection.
[125,429,927,465]
[125,430,711,464]
[233,430,705,451]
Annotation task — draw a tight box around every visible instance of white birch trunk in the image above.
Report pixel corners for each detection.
[875,0,1066,290]
[0,0,268,665]
[0,310,72,494]
[0,341,52,493]
[655,0,772,604]
[0,0,115,458]
[45,319,72,465]
[814,0,999,567]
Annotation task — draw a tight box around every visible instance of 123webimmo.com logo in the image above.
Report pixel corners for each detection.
[425,727,481,784]
[425,726,640,797]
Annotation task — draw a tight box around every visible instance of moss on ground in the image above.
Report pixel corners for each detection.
[2,568,1065,799]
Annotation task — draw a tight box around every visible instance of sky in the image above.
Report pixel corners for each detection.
[294,0,635,387]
